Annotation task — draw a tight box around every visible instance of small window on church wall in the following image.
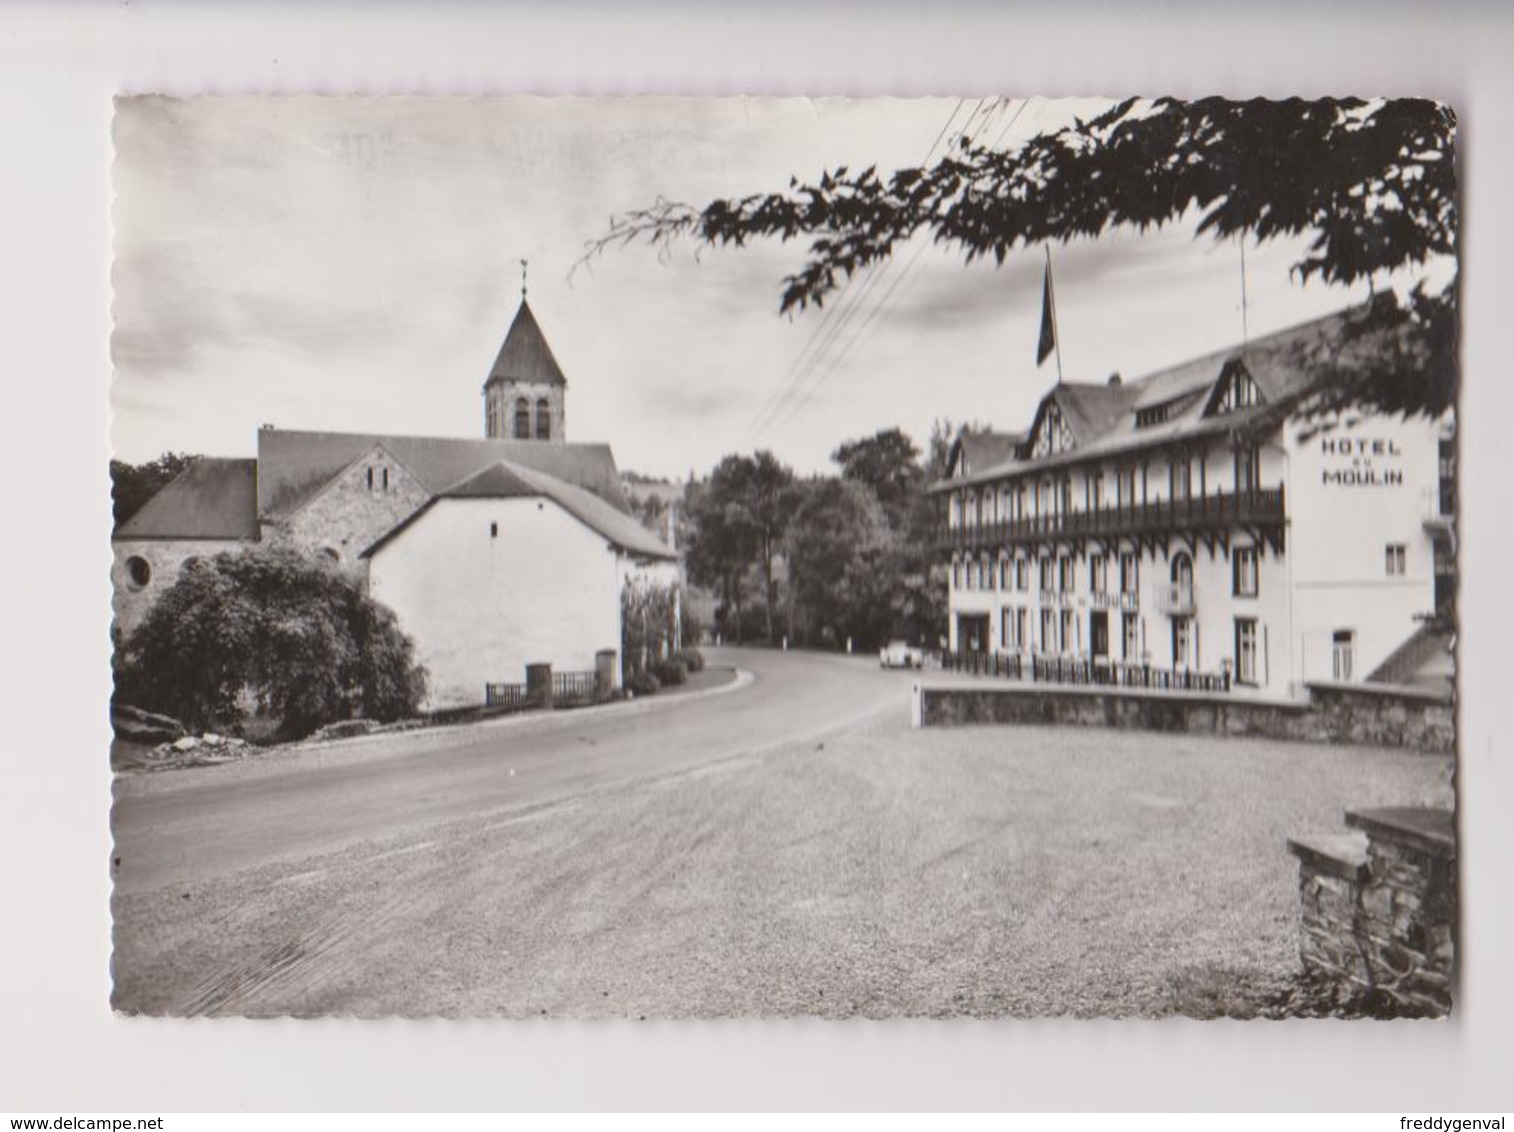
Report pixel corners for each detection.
[490,522,499,539]
[536,398,551,441]
[366,466,374,489]
[514,400,531,439]
[382,467,389,491]
[125,556,151,590]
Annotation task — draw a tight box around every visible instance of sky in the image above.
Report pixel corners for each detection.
[111,95,1438,479]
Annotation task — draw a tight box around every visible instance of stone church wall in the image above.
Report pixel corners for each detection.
[264,449,430,582]
[487,380,565,442]
[112,537,253,639]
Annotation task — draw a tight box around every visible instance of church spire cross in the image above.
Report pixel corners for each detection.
[520,258,529,299]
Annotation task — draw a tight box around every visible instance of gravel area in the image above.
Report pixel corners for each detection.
[112,712,1452,1018]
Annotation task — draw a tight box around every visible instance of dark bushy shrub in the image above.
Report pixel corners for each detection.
[675,648,706,673]
[653,658,688,686]
[115,546,428,739]
[625,669,661,697]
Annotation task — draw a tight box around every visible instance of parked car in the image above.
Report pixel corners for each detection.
[879,640,925,669]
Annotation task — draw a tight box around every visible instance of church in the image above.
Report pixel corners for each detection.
[112,288,681,710]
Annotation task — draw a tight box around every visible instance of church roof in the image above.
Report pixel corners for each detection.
[256,428,630,517]
[362,459,677,561]
[114,458,259,541]
[484,299,568,389]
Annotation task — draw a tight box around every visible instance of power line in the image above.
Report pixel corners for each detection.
[767,97,1027,431]
[744,98,970,439]
[757,98,995,435]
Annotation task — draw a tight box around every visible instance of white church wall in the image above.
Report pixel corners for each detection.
[367,496,623,710]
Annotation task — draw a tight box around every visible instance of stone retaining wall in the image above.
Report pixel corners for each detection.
[914,679,1453,753]
[1287,807,1456,1015]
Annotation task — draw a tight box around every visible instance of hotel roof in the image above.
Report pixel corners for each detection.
[934,302,1390,492]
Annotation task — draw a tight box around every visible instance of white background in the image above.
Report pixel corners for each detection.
[0,0,1509,1112]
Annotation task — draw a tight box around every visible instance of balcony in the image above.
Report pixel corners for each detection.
[940,485,1285,553]
[1154,582,1195,617]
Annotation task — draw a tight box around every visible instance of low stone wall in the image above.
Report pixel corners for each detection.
[914,678,1453,753]
[1287,807,1456,1015]
[1305,681,1455,754]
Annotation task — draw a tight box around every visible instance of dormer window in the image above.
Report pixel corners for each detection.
[1211,364,1264,414]
[1030,402,1074,459]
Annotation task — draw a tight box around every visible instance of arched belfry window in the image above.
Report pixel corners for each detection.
[514,398,531,439]
[536,398,552,441]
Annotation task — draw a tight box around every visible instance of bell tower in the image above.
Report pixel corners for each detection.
[483,260,567,443]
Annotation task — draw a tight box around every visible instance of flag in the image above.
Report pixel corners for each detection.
[1036,256,1057,367]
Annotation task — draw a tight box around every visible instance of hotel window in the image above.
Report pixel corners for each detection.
[1002,608,1015,650]
[982,555,994,590]
[1016,556,1030,592]
[1234,442,1260,493]
[1016,608,1028,652]
[1219,369,1262,412]
[1235,618,1258,685]
[1059,477,1073,517]
[1117,466,1136,507]
[1060,608,1075,653]
[1123,612,1140,660]
[952,557,962,590]
[1170,458,1193,501]
[1039,555,1053,593]
[1120,551,1139,596]
[1233,545,1259,597]
[1041,609,1056,652]
[1172,617,1193,669]
[1088,473,1105,512]
[1385,543,1407,577]
[1090,555,1108,596]
[1058,554,1074,593]
[999,556,1010,591]
[1332,630,1355,681]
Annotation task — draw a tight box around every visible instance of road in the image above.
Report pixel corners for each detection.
[110,646,917,1014]
[113,648,908,896]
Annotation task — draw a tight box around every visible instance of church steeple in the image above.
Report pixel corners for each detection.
[483,265,567,443]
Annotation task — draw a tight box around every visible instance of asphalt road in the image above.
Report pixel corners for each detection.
[111,646,922,1013]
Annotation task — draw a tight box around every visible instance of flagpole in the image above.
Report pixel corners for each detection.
[1046,245,1064,385]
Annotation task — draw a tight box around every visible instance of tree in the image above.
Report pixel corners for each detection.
[115,546,428,739]
[832,428,923,526]
[588,98,1457,420]
[621,575,680,681]
[785,478,896,650]
[743,451,797,641]
[684,459,755,641]
[110,452,200,528]
[682,451,795,642]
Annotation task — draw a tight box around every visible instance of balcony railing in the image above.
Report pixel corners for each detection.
[1153,582,1195,616]
[942,651,1231,694]
[941,486,1284,552]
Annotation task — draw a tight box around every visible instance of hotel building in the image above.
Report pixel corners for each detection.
[933,303,1454,701]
